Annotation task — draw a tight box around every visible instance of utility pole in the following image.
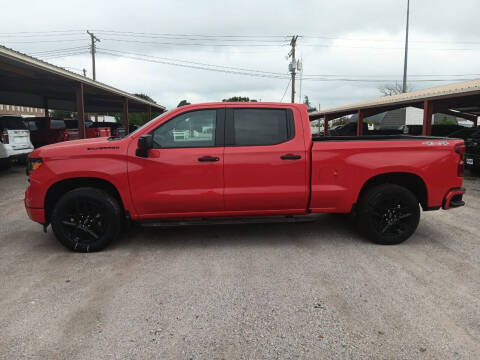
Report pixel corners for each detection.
[288,35,299,103]
[87,30,100,81]
[402,0,410,93]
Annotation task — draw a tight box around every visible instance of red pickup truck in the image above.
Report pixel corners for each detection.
[64,119,111,140]
[23,117,69,148]
[25,102,466,252]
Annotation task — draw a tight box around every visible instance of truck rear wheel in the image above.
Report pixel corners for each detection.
[357,184,420,245]
[51,187,121,252]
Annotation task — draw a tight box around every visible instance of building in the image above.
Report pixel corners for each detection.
[348,107,463,130]
[0,104,45,116]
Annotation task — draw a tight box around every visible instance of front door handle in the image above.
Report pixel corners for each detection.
[281,154,302,160]
[198,156,220,162]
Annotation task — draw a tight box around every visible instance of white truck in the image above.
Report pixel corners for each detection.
[0,116,34,170]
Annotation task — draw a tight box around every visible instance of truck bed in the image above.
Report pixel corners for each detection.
[313,135,449,142]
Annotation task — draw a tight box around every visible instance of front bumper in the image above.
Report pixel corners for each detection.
[25,185,46,224]
[442,188,466,210]
[25,204,46,224]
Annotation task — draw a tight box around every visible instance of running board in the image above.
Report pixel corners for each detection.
[139,215,319,228]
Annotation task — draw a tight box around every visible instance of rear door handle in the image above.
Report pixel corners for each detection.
[198,156,220,162]
[280,154,302,160]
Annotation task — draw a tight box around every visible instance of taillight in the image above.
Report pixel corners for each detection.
[455,143,465,177]
[0,130,9,144]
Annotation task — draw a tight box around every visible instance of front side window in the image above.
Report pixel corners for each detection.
[152,109,216,148]
[231,109,291,146]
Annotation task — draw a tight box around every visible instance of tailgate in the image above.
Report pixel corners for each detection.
[8,129,31,149]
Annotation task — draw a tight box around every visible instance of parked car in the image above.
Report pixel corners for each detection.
[463,130,480,170]
[403,124,466,137]
[447,127,478,140]
[327,122,403,136]
[88,122,137,137]
[447,127,480,169]
[64,120,111,140]
[23,117,69,148]
[0,116,34,169]
[25,102,466,252]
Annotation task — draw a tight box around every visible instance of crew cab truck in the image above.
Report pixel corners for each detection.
[25,102,466,252]
[23,117,69,148]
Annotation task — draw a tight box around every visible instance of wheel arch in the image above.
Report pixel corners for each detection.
[356,172,428,210]
[44,177,125,224]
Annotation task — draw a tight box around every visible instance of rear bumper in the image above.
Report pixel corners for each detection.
[442,187,466,210]
[0,145,33,159]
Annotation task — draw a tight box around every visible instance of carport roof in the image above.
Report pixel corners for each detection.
[310,79,480,120]
[0,45,166,113]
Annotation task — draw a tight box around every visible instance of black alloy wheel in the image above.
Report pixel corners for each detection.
[357,184,420,245]
[51,187,121,252]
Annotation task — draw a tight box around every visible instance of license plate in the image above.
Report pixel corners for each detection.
[466,157,474,165]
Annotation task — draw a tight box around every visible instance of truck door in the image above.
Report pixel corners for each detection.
[128,108,225,216]
[223,107,308,213]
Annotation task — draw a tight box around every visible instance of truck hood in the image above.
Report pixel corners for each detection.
[30,137,125,159]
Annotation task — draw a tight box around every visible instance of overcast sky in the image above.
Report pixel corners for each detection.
[1,0,479,110]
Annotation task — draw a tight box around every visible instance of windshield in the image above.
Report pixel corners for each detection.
[126,110,172,138]
[0,116,28,130]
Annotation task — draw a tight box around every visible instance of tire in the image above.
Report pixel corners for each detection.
[51,187,122,252]
[0,158,11,171]
[357,184,420,245]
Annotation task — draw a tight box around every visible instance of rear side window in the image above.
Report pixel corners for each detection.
[0,117,28,130]
[229,109,294,146]
[51,120,66,129]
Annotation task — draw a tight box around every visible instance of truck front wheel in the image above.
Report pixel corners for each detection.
[51,187,121,252]
[357,184,420,245]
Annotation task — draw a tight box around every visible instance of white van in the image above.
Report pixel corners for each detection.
[0,116,34,170]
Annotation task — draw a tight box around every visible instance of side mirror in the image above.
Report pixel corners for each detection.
[136,134,153,157]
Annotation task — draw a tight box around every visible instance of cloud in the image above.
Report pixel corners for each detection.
[2,0,479,110]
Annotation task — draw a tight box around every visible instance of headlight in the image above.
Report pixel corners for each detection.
[26,158,43,176]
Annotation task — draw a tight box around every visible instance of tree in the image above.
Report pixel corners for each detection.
[303,95,317,113]
[177,100,191,107]
[378,82,413,96]
[50,109,75,119]
[134,93,157,103]
[112,93,162,126]
[222,96,257,102]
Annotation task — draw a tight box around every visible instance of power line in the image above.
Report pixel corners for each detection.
[280,78,291,102]
[97,48,288,76]
[29,46,90,55]
[100,38,289,47]
[96,48,476,83]
[97,50,289,79]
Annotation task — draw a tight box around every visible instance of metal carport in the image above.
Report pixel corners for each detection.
[310,79,480,136]
[0,45,166,138]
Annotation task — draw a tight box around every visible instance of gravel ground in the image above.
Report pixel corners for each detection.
[1,165,479,359]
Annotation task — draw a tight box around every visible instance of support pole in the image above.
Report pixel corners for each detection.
[147,104,152,121]
[76,83,86,139]
[289,35,298,103]
[357,110,364,136]
[422,100,433,136]
[402,0,410,93]
[123,98,129,135]
[43,97,49,117]
[323,115,329,136]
